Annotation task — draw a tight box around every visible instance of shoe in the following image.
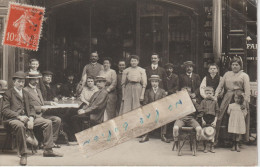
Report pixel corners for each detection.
[178,150,182,156]
[210,145,215,153]
[161,135,170,143]
[203,149,208,153]
[139,135,149,143]
[236,143,240,152]
[54,144,61,148]
[231,142,236,151]
[20,154,27,166]
[43,149,63,157]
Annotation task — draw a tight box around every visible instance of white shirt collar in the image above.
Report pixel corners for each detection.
[29,83,37,89]
[186,72,192,78]
[14,87,23,97]
[151,64,158,70]
[153,87,158,93]
[91,62,97,65]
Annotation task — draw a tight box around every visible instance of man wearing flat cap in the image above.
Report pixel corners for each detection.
[164,63,179,95]
[72,76,108,133]
[24,71,62,149]
[41,70,58,101]
[179,61,201,102]
[2,71,63,166]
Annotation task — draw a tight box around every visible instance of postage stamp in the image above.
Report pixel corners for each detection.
[2,2,45,51]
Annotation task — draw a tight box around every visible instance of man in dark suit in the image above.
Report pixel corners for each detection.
[116,60,126,115]
[2,71,63,166]
[72,76,108,134]
[179,61,201,102]
[145,53,167,89]
[61,72,77,97]
[41,71,58,102]
[139,75,169,143]
[164,63,179,95]
[24,72,62,148]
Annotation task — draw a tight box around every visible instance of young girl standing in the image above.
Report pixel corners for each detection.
[227,90,247,152]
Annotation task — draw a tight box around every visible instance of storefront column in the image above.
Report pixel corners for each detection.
[212,0,222,63]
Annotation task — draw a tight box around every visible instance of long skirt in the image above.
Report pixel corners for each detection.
[215,91,250,144]
[119,82,142,115]
[104,90,118,121]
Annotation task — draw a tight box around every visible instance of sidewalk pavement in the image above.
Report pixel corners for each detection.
[0,138,257,166]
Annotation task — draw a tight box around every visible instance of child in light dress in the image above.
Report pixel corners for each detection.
[227,90,247,152]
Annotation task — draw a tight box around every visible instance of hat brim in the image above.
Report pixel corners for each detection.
[12,76,26,79]
[26,76,42,79]
[96,79,107,82]
[148,78,162,81]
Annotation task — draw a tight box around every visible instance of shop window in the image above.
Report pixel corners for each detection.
[140,3,164,67]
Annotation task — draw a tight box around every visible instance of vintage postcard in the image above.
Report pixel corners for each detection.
[0,0,257,166]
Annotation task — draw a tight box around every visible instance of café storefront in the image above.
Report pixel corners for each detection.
[0,0,257,84]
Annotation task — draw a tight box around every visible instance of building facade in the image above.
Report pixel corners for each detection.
[0,0,257,85]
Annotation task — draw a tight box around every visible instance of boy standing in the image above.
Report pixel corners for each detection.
[198,86,219,153]
[139,75,169,143]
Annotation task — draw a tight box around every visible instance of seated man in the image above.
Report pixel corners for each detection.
[173,86,202,156]
[41,70,58,102]
[24,71,62,148]
[72,76,108,134]
[2,71,63,166]
[61,72,77,97]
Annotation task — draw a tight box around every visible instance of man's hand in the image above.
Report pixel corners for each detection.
[78,109,85,115]
[139,95,144,102]
[190,93,196,99]
[202,120,206,126]
[17,115,29,123]
[211,121,217,127]
[53,97,59,103]
[27,118,34,130]
[50,101,58,106]
[85,101,90,106]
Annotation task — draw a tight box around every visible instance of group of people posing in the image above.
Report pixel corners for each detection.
[0,52,251,165]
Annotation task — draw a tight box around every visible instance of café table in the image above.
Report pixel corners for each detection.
[42,98,83,144]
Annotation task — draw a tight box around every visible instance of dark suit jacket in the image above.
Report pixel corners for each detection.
[164,74,179,95]
[179,73,201,96]
[24,86,51,115]
[145,66,167,89]
[143,88,166,105]
[85,88,108,123]
[2,88,36,121]
[41,83,57,101]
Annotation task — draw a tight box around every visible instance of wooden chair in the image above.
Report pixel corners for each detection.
[172,127,197,156]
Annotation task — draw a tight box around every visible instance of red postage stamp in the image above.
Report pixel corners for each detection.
[2,2,45,51]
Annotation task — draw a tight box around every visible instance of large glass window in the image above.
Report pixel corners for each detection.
[139,3,164,67]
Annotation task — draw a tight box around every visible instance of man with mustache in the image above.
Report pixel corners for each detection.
[179,61,201,102]
[77,52,104,94]
[145,53,167,89]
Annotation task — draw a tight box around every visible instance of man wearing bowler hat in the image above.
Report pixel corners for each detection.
[179,61,201,102]
[72,76,108,134]
[24,71,62,148]
[2,71,63,166]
